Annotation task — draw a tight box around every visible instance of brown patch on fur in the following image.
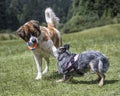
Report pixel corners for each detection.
[25,21,41,36]
[23,25,29,35]
[16,20,41,42]
[16,20,62,48]
[48,23,55,28]
[40,26,50,41]
[48,24,60,48]
[40,25,61,48]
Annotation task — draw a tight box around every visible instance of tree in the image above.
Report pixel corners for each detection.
[62,0,120,33]
[0,0,72,31]
[0,0,7,30]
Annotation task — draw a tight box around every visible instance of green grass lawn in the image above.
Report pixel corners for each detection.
[0,24,120,96]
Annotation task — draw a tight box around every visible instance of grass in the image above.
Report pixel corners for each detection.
[0,24,120,96]
[0,33,17,41]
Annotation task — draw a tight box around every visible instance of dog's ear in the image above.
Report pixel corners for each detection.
[16,26,28,41]
[64,44,70,50]
[30,20,41,36]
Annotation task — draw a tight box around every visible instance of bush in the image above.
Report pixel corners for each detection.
[61,14,99,33]
[61,14,120,33]
[0,33,17,40]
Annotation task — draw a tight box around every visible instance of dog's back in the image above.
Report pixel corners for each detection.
[58,50,109,74]
[77,50,109,73]
[76,50,109,74]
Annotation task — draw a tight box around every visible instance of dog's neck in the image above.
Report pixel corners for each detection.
[58,51,71,61]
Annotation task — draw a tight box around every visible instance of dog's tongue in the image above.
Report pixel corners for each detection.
[27,42,38,51]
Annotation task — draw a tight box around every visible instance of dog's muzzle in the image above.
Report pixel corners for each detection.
[27,36,39,51]
[29,36,38,44]
[32,38,37,43]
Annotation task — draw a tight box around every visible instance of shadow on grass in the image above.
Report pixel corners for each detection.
[44,71,119,85]
[70,79,119,86]
[44,71,63,80]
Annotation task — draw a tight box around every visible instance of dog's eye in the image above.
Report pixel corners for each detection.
[31,32,37,37]
[60,48,66,53]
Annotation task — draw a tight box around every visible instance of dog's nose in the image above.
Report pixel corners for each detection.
[32,39,36,43]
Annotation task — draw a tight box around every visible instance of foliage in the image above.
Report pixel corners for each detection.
[0,24,120,96]
[0,0,72,30]
[62,0,120,33]
[0,0,7,29]
[0,33,17,40]
[1,0,120,33]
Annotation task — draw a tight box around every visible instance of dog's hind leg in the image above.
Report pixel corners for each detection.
[98,60,105,86]
[98,73,105,86]
[42,57,50,74]
[96,73,101,82]
[89,60,104,86]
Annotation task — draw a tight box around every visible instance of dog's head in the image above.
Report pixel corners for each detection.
[57,44,70,54]
[16,20,41,45]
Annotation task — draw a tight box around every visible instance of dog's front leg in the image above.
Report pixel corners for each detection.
[56,75,65,83]
[34,54,42,80]
[56,74,73,83]
[63,74,73,82]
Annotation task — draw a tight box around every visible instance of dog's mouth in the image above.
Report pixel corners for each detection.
[27,42,38,51]
[27,36,39,51]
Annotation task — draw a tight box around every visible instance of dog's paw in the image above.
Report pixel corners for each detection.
[56,79,64,83]
[35,76,42,80]
[98,81,104,87]
[98,80,104,87]
[35,73,42,80]
[42,70,48,75]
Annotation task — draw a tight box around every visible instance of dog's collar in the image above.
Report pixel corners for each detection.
[67,54,79,69]
[27,42,38,51]
[63,54,79,74]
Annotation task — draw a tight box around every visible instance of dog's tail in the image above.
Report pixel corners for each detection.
[45,7,60,28]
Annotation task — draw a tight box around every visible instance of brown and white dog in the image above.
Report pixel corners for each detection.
[16,8,62,80]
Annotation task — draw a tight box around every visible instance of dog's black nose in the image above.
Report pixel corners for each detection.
[32,39,36,43]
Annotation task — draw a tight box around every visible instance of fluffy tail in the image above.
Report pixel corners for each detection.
[45,7,60,28]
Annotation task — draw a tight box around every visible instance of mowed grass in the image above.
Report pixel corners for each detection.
[0,24,120,96]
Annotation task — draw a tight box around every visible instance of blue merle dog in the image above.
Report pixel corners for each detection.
[56,44,109,86]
